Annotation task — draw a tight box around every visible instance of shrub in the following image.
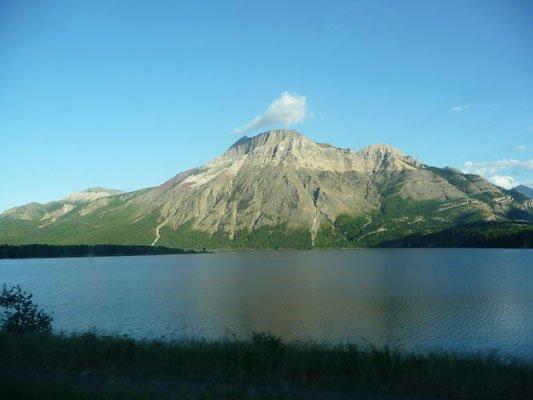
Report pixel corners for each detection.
[251,331,285,352]
[0,284,52,333]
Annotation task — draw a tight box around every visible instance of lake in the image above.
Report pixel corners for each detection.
[1,249,532,359]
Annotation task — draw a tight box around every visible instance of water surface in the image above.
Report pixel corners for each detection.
[1,249,532,359]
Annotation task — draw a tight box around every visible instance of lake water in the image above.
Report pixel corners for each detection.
[1,249,532,359]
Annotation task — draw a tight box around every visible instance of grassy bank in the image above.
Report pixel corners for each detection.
[1,331,532,399]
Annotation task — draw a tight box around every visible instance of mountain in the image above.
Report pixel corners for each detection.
[1,130,532,248]
[1,188,125,224]
[513,185,533,198]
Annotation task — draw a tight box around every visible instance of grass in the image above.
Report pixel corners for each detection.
[0,382,299,400]
[1,331,532,399]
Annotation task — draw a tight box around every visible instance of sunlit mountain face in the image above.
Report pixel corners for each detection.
[1,130,531,249]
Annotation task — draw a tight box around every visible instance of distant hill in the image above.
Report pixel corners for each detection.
[1,130,532,249]
[1,187,124,222]
[513,185,533,198]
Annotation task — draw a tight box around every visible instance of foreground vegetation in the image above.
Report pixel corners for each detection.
[0,331,532,399]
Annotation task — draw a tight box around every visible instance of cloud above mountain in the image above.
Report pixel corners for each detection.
[488,175,516,189]
[460,159,533,189]
[234,92,307,134]
[461,159,533,175]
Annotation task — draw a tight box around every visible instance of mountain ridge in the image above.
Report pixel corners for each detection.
[1,130,531,248]
[513,185,533,198]
[2,187,125,222]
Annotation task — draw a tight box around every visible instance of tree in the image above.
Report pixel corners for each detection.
[0,284,52,333]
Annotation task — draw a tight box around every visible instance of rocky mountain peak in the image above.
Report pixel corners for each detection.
[218,130,421,177]
[356,143,421,173]
[254,129,303,141]
[225,130,306,157]
[226,135,252,155]
[358,143,404,158]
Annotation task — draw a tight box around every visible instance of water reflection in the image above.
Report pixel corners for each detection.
[1,249,532,359]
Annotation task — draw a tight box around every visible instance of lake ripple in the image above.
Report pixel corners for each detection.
[1,249,532,359]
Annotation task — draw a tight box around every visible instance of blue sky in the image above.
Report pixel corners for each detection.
[1,0,532,212]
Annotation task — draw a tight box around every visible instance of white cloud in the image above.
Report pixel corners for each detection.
[488,175,515,189]
[450,105,469,113]
[234,92,307,134]
[461,159,533,175]
[516,145,529,151]
[459,159,533,190]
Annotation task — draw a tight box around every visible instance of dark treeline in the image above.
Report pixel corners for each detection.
[381,221,533,248]
[0,244,200,259]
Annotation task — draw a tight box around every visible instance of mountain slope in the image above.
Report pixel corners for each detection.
[513,185,533,198]
[1,188,125,224]
[1,130,531,248]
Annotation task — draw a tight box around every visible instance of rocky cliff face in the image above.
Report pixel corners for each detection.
[1,130,531,247]
[138,130,516,241]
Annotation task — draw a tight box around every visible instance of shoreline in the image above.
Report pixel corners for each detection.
[0,244,207,260]
[2,243,532,260]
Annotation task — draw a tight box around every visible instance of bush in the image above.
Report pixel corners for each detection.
[0,284,52,333]
[251,331,285,352]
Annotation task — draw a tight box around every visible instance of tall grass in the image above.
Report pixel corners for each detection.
[0,331,531,399]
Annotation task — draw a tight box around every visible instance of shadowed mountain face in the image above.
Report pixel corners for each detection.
[1,130,532,248]
[513,185,533,198]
